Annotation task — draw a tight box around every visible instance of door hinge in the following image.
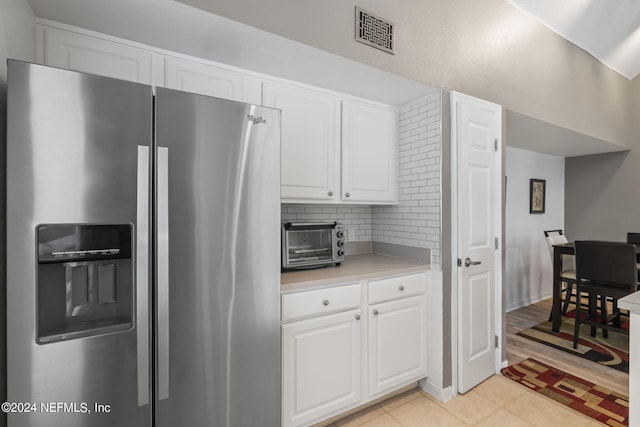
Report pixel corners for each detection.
[495,335,499,348]
[495,237,499,250]
[494,139,498,151]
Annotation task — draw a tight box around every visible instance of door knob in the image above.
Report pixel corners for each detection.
[464,257,481,267]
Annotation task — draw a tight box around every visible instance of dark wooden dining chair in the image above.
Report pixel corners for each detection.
[626,232,640,244]
[544,229,577,315]
[544,229,564,237]
[573,241,637,349]
[626,233,640,284]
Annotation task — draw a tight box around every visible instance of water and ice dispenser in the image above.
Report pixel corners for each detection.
[36,224,134,344]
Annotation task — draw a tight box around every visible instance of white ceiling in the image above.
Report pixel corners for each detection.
[508,0,640,79]
[506,111,627,158]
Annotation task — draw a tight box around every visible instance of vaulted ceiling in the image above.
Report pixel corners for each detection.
[508,0,640,79]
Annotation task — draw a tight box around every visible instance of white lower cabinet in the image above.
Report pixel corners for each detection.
[282,309,362,427]
[368,295,427,396]
[282,271,429,427]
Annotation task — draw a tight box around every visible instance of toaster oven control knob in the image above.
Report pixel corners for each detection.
[336,230,344,238]
[337,250,344,257]
[337,240,344,247]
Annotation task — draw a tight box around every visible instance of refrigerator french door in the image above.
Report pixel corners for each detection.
[6,60,281,427]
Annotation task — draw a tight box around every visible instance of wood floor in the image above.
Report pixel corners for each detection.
[506,298,629,396]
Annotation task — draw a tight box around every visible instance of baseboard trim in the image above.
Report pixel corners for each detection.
[420,379,454,402]
[506,291,552,312]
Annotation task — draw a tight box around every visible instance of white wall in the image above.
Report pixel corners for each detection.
[177,0,630,149]
[505,147,565,311]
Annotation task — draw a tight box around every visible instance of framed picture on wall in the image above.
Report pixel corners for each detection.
[530,178,546,214]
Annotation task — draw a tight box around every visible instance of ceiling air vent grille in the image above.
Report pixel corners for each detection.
[355,7,394,54]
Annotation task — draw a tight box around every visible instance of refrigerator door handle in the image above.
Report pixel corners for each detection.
[136,146,150,407]
[157,146,170,400]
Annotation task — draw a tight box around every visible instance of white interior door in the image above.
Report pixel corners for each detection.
[452,92,502,394]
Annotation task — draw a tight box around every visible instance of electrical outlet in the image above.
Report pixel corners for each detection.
[348,227,356,242]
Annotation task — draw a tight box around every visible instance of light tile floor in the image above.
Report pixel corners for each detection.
[326,375,606,427]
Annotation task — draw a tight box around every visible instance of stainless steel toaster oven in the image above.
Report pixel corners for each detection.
[281,222,345,270]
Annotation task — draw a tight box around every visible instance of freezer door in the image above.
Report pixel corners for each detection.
[6,61,152,427]
[154,88,281,427]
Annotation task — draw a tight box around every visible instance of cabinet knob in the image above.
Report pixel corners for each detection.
[373,309,379,315]
[322,300,330,306]
[399,285,405,291]
[355,314,361,320]
[328,191,334,196]
[345,192,351,198]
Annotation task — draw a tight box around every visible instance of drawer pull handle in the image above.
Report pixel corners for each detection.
[373,309,379,315]
[355,314,361,320]
[322,300,330,306]
[328,191,334,196]
[399,285,405,291]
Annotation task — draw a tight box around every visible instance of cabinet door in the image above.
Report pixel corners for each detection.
[263,82,340,202]
[164,57,261,104]
[342,101,397,203]
[282,310,362,427]
[42,27,154,84]
[368,295,427,396]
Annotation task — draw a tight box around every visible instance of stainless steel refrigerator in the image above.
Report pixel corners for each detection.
[6,60,281,427]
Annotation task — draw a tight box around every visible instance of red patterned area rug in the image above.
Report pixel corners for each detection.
[516,315,629,373]
[501,358,629,426]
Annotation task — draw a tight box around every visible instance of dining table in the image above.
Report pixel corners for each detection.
[551,241,640,332]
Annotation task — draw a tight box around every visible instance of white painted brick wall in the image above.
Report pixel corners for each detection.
[372,92,442,265]
[281,205,373,241]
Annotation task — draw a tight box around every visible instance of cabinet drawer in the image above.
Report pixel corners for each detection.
[282,284,361,322]
[368,272,427,305]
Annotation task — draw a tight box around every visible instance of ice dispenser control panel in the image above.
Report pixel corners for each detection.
[38,224,132,263]
[36,224,134,344]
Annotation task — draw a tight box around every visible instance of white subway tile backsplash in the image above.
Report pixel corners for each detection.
[281,204,373,241]
[372,93,442,265]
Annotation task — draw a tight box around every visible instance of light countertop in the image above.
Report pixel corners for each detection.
[281,253,430,293]
[619,291,640,314]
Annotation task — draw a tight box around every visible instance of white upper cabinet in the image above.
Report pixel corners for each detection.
[40,26,261,104]
[164,57,261,104]
[263,81,341,202]
[41,27,155,84]
[342,101,397,203]
[39,23,399,205]
[264,81,398,205]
